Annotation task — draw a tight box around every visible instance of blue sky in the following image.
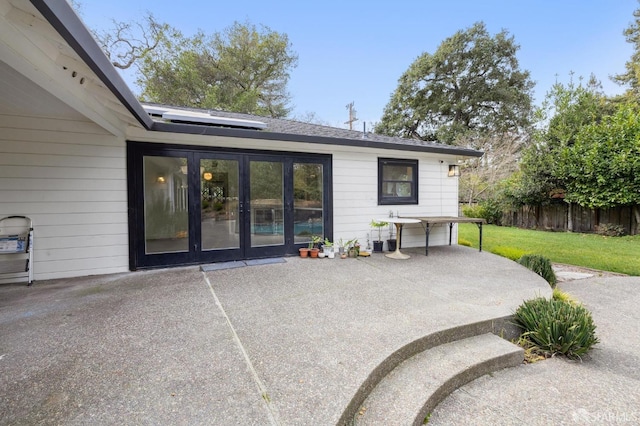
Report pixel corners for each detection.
[76,0,637,129]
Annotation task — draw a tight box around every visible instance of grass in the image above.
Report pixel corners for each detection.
[458,223,640,276]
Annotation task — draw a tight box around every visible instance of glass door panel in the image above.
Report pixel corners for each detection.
[249,161,284,247]
[200,158,240,251]
[143,156,189,254]
[294,163,324,243]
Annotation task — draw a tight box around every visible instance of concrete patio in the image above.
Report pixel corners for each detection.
[1,246,552,425]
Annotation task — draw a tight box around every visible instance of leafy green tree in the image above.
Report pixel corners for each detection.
[137,21,298,117]
[508,76,612,207]
[561,103,640,228]
[375,22,534,145]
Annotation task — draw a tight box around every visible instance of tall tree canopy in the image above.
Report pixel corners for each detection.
[612,3,640,96]
[375,22,534,145]
[562,103,640,212]
[504,76,612,207]
[137,21,298,117]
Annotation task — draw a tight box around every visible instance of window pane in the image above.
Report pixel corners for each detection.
[250,161,284,247]
[378,158,418,205]
[294,163,324,243]
[201,159,240,251]
[143,156,189,254]
[384,165,413,181]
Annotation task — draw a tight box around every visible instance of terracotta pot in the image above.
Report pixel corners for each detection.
[310,248,320,258]
[299,248,310,258]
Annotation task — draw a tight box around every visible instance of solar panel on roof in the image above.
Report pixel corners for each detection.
[142,105,267,130]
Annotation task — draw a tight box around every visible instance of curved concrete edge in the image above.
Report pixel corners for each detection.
[337,315,521,425]
[412,345,524,426]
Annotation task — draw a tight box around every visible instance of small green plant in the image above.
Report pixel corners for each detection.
[458,237,472,247]
[514,297,599,360]
[518,254,557,288]
[490,246,527,261]
[370,219,388,242]
[552,288,580,306]
[595,223,626,237]
[311,235,323,248]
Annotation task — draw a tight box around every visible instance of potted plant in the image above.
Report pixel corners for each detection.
[299,240,312,258]
[323,238,335,259]
[310,235,322,258]
[370,219,388,253]
[347,238,359,258]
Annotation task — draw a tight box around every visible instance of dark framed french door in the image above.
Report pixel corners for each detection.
[127,142,332,269]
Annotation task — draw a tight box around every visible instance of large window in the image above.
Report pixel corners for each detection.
[378,158,418,205]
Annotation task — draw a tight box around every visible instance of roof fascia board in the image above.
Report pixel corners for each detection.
[151,122,484,157]
[29,0,153,129]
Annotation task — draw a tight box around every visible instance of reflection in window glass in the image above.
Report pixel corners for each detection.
[201,159,240,250]
[294,163,323,243]
[378,158,418,205]
[250,161,284,247]
[143,156,189,254]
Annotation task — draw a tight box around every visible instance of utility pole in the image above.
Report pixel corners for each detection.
[345,101,358,130]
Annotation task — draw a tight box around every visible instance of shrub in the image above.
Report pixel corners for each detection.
[461,200,503,225]
[458,238,472,247]
[461,204,484,219]
[479,199,503,225]
[595,223,626,237]
[518,254,557,288]
[490,246,527,261]
[514,297,599,360]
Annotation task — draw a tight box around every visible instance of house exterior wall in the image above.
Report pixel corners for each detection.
[0,120,460,283]
[0,113,128,282]
[127,128,459,251]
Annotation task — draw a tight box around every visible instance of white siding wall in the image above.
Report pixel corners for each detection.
[0,114,128,282]
[128,128,461,251]
[330,149,459,250]
[0,120,463,283]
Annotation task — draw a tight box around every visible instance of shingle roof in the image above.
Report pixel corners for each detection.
[144,103,484,158]
[31,1,482,158]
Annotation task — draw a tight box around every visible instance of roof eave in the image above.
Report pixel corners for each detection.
[151,122,484,157]
[30,0,154,129]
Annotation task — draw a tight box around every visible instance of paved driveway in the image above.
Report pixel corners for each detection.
[1,247,551,425]
[429,276,640,425]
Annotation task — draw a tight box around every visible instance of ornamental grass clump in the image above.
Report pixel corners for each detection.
[518,254,557,288]
[514,297,599,360]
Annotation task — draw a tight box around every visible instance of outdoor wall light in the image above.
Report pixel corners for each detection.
[203,172,213,181]
[156,176,166,184]
[448,165,460,177]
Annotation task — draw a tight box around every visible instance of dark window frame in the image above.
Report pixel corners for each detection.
[377,158,419,205]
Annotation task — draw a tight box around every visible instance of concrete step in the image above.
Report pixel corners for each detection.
[353,333,524,426]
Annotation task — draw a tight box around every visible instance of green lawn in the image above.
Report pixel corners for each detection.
[458,223,640,276]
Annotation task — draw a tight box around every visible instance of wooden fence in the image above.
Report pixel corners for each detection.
[501,203,638,235]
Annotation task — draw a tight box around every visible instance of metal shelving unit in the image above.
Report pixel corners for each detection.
[0,216,34,286]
